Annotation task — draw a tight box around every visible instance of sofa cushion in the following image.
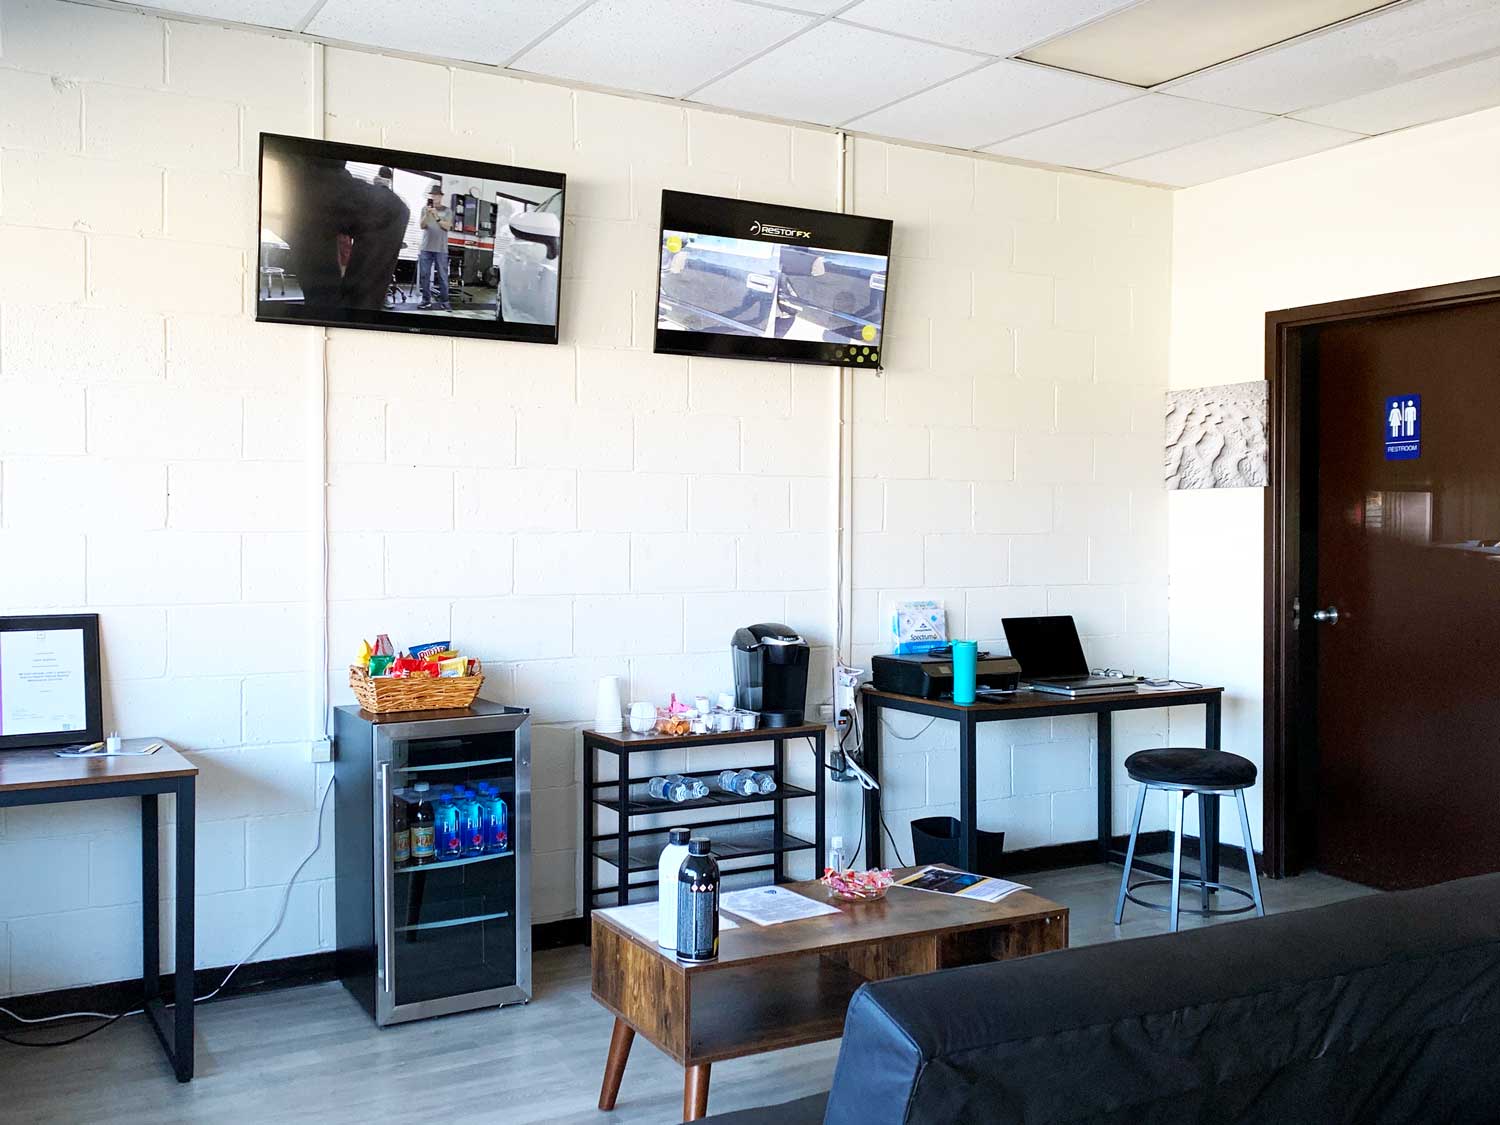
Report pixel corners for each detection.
[701,1092,828,1124]
[825,873,1500,1124]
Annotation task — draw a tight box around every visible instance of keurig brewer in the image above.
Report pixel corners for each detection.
[732,623,810,728]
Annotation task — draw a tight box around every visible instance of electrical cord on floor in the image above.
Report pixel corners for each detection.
[0,772,336,1049]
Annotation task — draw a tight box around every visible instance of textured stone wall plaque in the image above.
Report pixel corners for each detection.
[1164,380,1269,489]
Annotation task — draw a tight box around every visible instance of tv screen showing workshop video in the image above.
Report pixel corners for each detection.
[256,134,565,344]
[654,190,893,368]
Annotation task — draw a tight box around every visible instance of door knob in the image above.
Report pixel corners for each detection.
[1312,606,1340,625]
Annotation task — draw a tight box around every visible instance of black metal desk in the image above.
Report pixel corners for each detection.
[860,686,1225,880]
[582,723,827,912]
[0,740,196,1081]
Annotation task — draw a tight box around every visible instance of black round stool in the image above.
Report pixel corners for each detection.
[1113,747,1265,932]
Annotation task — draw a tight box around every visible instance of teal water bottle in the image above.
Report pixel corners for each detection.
[951,640,978,705]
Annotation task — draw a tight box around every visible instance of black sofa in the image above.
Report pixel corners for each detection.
[705,874,1500,1124]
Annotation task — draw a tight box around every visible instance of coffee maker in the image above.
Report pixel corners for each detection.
[732,623,810,728]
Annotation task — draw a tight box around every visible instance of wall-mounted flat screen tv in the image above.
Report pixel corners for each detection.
[257,133,565,343]
[654,190,893,368]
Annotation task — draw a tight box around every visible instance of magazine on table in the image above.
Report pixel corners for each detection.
[895,866,1028,903]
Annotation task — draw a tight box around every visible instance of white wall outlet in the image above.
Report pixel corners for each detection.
[311,738,333,763]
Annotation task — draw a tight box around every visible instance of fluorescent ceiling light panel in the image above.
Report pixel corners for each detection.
[1107,117,1362,186]
[127,0,314,27]
[1164,0,1500,115]
[693,20,979,126]
[1021,0,1395,88]
[847,60,1141,151]
[1293,49,1500,133]
[985,94,1266,171]
[839,0,1142,57]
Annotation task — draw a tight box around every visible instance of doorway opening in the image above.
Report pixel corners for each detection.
[1264,275,1500,885]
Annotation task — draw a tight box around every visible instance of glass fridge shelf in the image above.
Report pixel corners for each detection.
[395,850,513,875]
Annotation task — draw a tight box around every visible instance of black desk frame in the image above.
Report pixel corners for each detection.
[861,688,1224,883]
[0,775,195,1081]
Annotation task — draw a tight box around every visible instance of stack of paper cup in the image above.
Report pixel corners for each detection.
[594,675,624,733]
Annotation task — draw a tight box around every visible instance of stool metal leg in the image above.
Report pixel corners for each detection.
[1235,788,1266,918]
[1198,792,1212,912]
[1168,790,1185,933]
[1114,783,1148,925]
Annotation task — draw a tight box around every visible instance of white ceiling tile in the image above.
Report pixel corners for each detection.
[839,0,1142,55]
[307,0,583,64]
[131,0,314,28]
[692,20,979,126]
[510,0,815,99]
[1293,50,1500,133]
[1164,0,1500,115]
[746,0,848,11]
[985,93,1266,171]
[847,60,1140,151]
[1108,117,1363,186]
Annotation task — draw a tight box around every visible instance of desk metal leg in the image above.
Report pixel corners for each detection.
[141,794,160,1006]
[1203,697,1223,890]
[959,714,978,872]
[172,779,195,1082]
[812,730,826,877]
[1097,711,1113,864]
[861,693,882,869]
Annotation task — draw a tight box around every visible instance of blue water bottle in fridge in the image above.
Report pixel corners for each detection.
[486,787,509,853]
[436,795,462,859]
[462,788,487,857]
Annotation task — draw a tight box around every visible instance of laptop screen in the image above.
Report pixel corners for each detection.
[1000,616,1090,679]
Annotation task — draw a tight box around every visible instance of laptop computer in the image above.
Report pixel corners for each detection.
[1000,615,1140,696]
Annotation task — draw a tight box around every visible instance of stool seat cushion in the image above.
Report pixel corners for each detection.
[1124,747,1257,789]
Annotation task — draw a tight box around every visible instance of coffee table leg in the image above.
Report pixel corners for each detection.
[598,1018,635,1111]
[684,1064,712,1121]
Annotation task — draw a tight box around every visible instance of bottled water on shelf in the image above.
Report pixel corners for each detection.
[481,784,509,852]
[461,787,487,857]
[752,771,777,795]
[716,769,759,796]
[648,776,691,802]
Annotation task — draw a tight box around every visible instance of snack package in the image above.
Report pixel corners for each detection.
[391,656,440,678]
[356,639,373,667]
[438,656,467,678]
[373,634,395,657]
[408,640,452,660]
[368,654,394,677]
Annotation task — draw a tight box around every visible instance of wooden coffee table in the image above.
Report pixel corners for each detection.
[590,869,1069,1120]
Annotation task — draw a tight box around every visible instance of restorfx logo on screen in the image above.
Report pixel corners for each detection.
[749,218,811,240]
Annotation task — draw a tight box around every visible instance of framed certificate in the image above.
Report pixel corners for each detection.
[0,614,103,750]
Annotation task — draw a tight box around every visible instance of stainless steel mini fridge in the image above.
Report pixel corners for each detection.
[334,701,531,1026]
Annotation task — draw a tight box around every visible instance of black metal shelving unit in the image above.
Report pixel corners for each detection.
[582,723,826,910]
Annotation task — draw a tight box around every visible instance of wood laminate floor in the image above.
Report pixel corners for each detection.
[2,860,1372,1124]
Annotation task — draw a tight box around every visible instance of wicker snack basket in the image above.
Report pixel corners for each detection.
[349,665,484,714]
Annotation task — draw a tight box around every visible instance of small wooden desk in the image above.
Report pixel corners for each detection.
[0,741,197,1081]
[861,685,1225,881]
[591,870,1068,1120]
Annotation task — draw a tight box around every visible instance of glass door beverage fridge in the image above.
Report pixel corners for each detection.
[335,700,531,1026]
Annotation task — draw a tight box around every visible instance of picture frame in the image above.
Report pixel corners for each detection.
[0,613,103,750]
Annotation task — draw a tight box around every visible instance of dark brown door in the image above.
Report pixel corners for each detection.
[1311,299,1500,889]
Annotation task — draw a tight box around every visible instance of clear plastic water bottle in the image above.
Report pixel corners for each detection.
[716,769,753,796]
[752,771,777,795]
[461,788,487,857]
[648,776,690,802]
[679,774,709,799]
[436,795,462,859]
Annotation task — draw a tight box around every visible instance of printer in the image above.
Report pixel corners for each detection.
[870,650,1021,700]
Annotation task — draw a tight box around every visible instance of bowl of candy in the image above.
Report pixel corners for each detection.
[820,867,894,903]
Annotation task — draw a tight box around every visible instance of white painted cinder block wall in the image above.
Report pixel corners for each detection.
[0,0,1172,995]
[1168,104,1500,852]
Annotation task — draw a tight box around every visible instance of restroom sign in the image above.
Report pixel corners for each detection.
[1384,394,1421,461]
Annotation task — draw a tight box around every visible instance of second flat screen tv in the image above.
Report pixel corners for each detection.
[257,133,565,343]
[655,190,893,368]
